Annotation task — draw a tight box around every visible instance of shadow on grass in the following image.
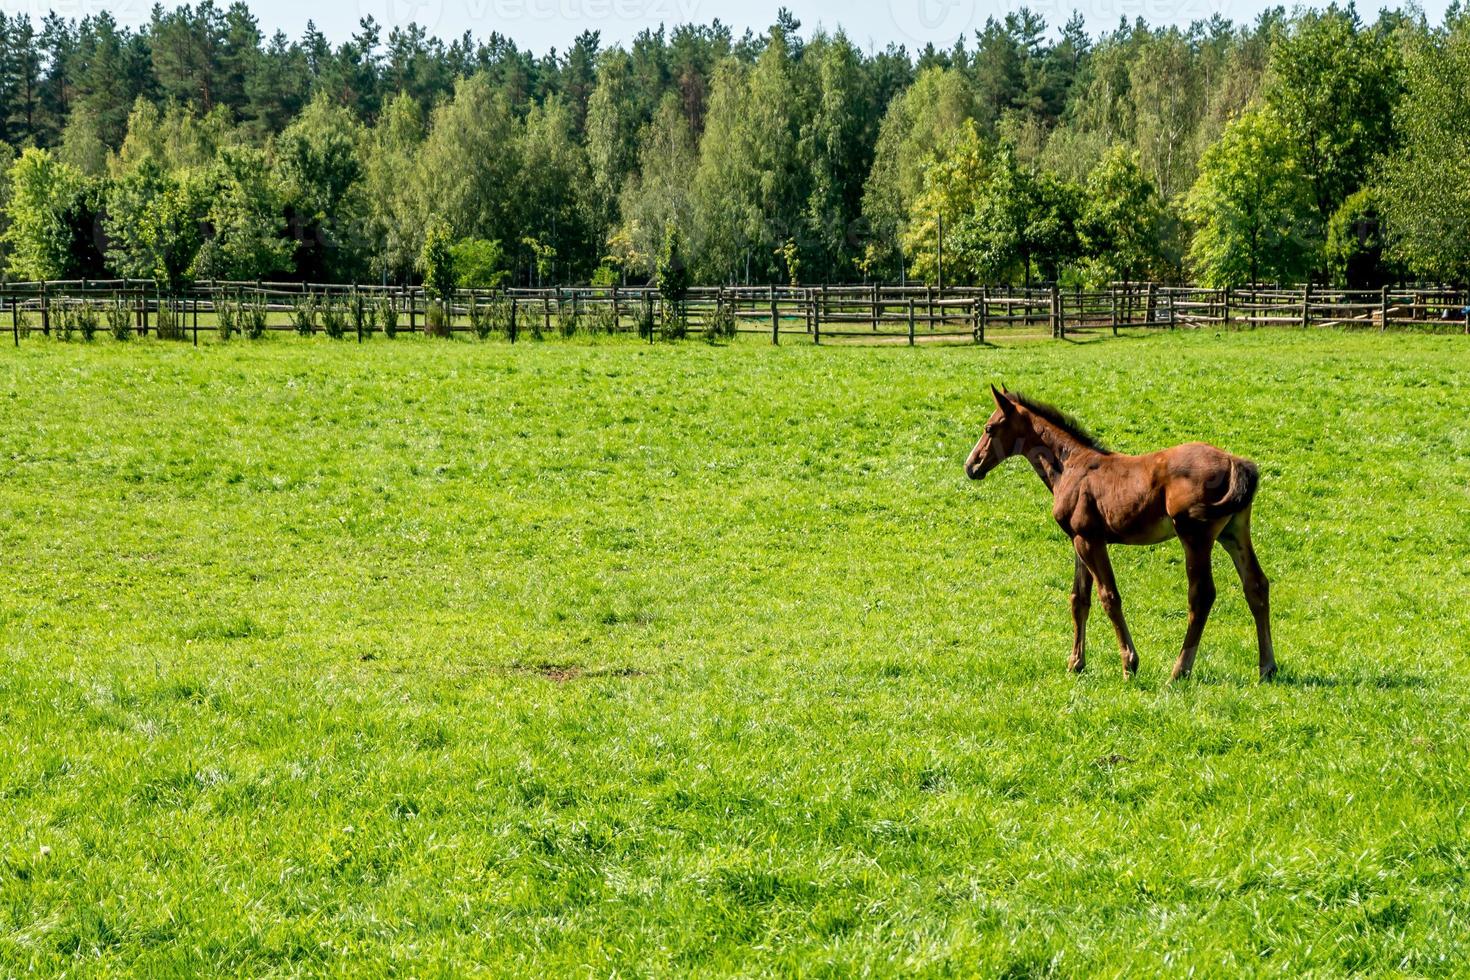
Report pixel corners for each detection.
[1174,668,1428,690]
[1273,670,1428,691]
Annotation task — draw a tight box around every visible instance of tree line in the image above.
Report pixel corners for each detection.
[1,3,1467,290]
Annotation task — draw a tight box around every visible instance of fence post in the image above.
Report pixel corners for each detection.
[1146,282,1157,327]
[192,295,198,346]
[408,286,417,333]
[610,283,620,332]
[1301,283,1311,328]
[907,297,915,346]
[1380,285,1389,331]
[355,287,363,342]
[979,286,989,340]
[1051,283,1062,339]
[812,290,820,345]
[769,285,779,344]
[871,283,880,331]
[41,281,49,336]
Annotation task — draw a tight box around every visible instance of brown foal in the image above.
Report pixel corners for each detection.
[965,386,1275,682]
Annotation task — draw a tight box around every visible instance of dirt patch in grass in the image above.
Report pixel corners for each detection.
[505,663,649,683]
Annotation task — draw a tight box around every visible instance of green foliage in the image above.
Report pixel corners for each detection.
[521,237,557,287]
[2,148,98,280]
[704,299,737,342]
[378,295,399,338]
[354,293,376,339]
[154,299,185,340]
[635,294,656,340]
[193,146,293,282]
[273,93,368,281]
[864,68,978,277]
[0,6,1461,292]
[51,302,74,341]
[291,294,319,336]
[1184,107,1315,286]
[418,220,456,302]
[217,297,236,340]
[1078,147,1171,283]
[556,300,579,338]
[615,95,698,279]
[425,302,450,338]
[1381,12,1470,283]
[450,238,508,289]
[362,94,428,283]
[107,297,133,341]
[1262,6,1402,227]
[1325,188,1391,288]
[590,261,619,287]
[320,296,348,339]
[412,75,523,270]
[104,161,209,290]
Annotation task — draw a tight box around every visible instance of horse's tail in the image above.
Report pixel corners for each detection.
[1208,457,1259,518]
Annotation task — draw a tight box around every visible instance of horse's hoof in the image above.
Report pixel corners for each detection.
[1259,664,1278,683]
[1068,657,1085,674]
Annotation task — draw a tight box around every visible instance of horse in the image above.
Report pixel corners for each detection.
[965,385,1275,682]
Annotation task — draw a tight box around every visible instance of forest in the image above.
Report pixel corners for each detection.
[0,3,1467,290]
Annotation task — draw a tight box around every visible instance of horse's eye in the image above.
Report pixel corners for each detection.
[984,424,995,435]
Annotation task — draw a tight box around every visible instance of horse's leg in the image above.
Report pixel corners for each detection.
[1169,529,1217,682]
[1073,536,1139,677]
[1068,552,1092,673]
[1219,510,1276,681]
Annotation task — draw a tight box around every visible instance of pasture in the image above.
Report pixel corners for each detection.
[1,330,1467,974]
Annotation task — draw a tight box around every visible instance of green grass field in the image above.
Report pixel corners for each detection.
[1,330,1467,975]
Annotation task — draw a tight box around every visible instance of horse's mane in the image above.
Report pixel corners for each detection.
[1011,392,1111,453]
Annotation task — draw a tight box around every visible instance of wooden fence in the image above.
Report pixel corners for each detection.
[0,279,1465,346]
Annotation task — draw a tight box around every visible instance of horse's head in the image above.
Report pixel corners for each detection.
[965,385,1022,481]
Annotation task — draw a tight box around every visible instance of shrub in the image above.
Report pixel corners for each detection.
[467,293,492,339]
[107,299,133,341]
[52,303,73,341]
[155,301,185,340]
[592,301,618,335]
[557,300,579,338]
[425,302,449,338]
[241,298,268,340]
[291,294,318,336]
[379,295,399,338]
[636,296,656,340]
[153,299,186,340]
[76,302,99,341]
[705,300,736,342]
[217,298,237,340]
[420,220,457,302]
[358,295,378,339]
[15,307,32,339]
[659,301,687,341]
[320,296,348,339]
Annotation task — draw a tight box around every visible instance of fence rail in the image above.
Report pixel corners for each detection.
[1,279,1466,346]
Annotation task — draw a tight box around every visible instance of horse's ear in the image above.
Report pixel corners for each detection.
[990,384,1014,415]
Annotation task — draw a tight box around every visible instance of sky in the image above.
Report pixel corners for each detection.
[1,0,1452,53]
